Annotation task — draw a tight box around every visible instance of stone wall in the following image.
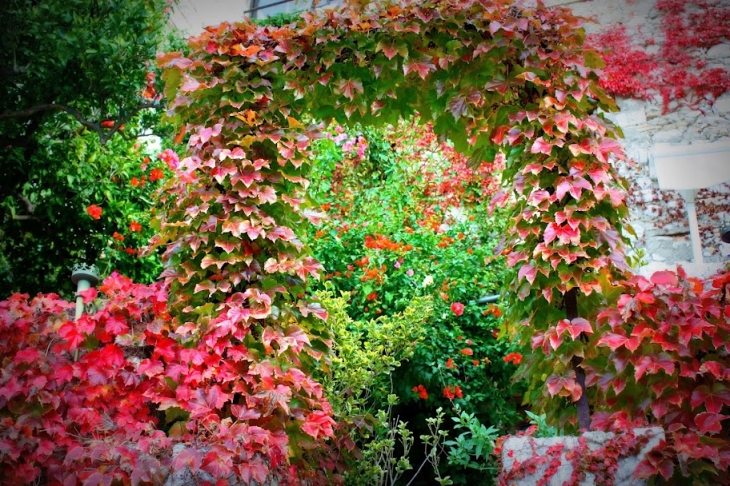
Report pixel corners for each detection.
[500,427,664,486]
[541,0,730,266]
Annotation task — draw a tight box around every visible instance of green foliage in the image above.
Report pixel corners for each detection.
[524,411,562,438]
[0,0,178,296]
[252,10,303,27]
[316,288,432,411]
[153,0,639,482]
[445,407,501,473]
[0,127,168,296]
[315,288,433,484]
[305,122,522,483]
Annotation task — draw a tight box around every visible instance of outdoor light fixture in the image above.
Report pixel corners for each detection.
[71,263,99,321]
[722,225,730,244]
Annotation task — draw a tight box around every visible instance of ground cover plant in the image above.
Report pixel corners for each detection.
[2,0,729,484]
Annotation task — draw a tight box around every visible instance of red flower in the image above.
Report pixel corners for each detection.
[412,384,428,400]
[86,204,102,220]
[101,120,114,128]
[124,248,137,256]
[112,232,124,241]
[149,168,164,182]
[460,348,473,356]
[446,357,456,369]
[129,221,142,232]
[366,291,378,301]
[503,352,523,365]
[472,360,480,366]
[443,385,463,400]
[130,177,144,187]
[451,302,465,316]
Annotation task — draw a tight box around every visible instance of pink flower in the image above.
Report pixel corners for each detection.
[157,149,179,170]
[406,269,414,276]
[451,302,465,316]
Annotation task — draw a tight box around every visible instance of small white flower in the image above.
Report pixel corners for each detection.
[422,275,434,287]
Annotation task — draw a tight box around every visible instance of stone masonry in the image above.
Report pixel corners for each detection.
[539,0,730,266]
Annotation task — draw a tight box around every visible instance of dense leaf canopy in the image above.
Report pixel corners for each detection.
[0,0,173,295]
[156,0,629,429]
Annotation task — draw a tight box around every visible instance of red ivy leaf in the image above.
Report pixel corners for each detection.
[336,79,364,101]
[633,354,675,381]
[403,58,435,80]
[530,137,554,155]
[691,383,730,414]
[546,371,581,401]
[556,317,593,340]
[694,412,729,435]
[301,410,336,439]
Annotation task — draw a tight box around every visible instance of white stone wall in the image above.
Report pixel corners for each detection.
[500,427,664,486]
[541,0,730,265]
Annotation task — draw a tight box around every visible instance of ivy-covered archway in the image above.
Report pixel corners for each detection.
[154,0,630,480]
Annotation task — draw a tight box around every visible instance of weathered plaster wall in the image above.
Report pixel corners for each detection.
[544,0,730,266]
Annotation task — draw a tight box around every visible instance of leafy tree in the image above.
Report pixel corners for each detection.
[0,0,176,296]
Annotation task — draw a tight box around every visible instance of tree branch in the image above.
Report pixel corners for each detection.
[0,100,160,145]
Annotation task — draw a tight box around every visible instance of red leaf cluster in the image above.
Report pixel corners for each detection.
[590,267,730,482]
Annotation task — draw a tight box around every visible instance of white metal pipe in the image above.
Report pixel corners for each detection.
[679,189,703,264]
[75,278,91,321]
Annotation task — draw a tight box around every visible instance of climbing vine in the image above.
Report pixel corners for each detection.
[587,0,730,112]
[1,0,643,482]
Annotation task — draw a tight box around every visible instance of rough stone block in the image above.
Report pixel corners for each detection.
[713,93,730,114]
[164,444,279,486]
[501,427,664,486]
[652,129,685,144]
[706,42,730,60]
[606,107,647,128]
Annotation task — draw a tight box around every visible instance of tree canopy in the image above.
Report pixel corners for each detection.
[0,0,175,295]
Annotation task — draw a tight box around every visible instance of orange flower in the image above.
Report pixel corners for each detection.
[86,204,102,220]
[129,221,142,232]
[472,360,480,366]
[130,177,145,187]
[366,291,378,301]
[112,232,124,241]
[124,248,137,255]
[503,352,522,365]
[460,348,473,356]
[446,357,456,369]
[149,168,164,182]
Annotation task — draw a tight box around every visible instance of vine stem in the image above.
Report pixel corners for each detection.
[565,287,590,430]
